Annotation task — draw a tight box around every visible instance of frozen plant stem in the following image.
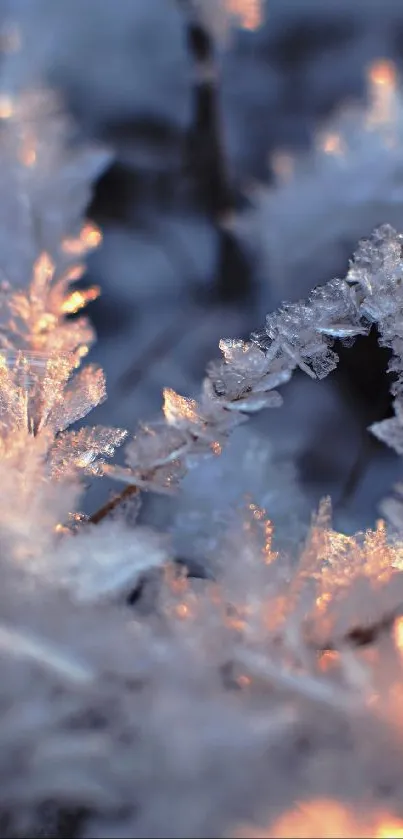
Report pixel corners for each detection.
[88,484,139,525]
[236,649,360,712]
[108,225,403,509]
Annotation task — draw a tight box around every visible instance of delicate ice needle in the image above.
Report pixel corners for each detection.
[235,649,360,711]
[0,623,94,685]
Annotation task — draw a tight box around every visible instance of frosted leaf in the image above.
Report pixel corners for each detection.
[348,224,403,289]
[316,324,368,339]
[0,352,107,439]
[307,551,403,647]
[163,386,236,443]
[0,430,82,565]
[210,340,292,405]
[218,339,270,377]
[163,389,202,431]
[115,224,403,498]
[45,365,107,434]
[215,500,283,642]
[35,353,77,432]
[0,249,99,359]
[144,458,187,490]
[254,276,368,380]
[54,521,169,603]
[0,87,111,288]
[125,421,189,471]
[222,390,282,413]
[0,354,31,431]
[0,349,125,485]
[49,426,127,479]
[251,367,292,392]
[370,399,403,454]
[309,348,339,379]
[104,459,186,494]
[206,359,255,399]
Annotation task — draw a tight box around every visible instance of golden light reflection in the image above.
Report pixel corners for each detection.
[163,388,200,427]
[366,59,398,128]
[61,287,100,315]
[236,674,251,688]
[62,223,102,256]
[394,616,403,653]
[234,800,403,838]
[369,60,397,89]
[246,501,277,565]
[225,0,263,31]
[20,136,37,168]
[318,650,339,672]
[0,94,14,119]
[175,603,190,620]
[318,132,344,156]
[378,821,403,838]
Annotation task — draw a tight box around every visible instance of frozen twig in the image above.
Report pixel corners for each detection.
[235,648,360,712]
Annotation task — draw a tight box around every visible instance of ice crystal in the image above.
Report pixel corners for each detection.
[108,225,403,511]
[0,81,134,598]
[0,350,126,473]
[54,520,169,603]
[4,63,403,839]
[0,87,110,286]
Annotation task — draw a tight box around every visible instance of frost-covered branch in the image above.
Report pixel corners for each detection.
[106,224,403,509]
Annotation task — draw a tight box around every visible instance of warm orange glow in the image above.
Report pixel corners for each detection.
[269,799,362,837]
[234,801,403,839]
[54,522,69,535]
[32,253,54,297]
[225,0,263,31]
[81,222,102,249]
[175,603,190,619]
[316,591,332,611]
[394,616,403,653]
[62,223,102,256]
[0,94,14,119]
[369,60,397,88]
[163,388,200,427]
[61,287,100,315]
[366,59,398,128]
[236,674,251,688]
[318,650,339,672]
[20,135,37,167]
[377,821,403,838]
[34,313,57,334]
[319,132,344,156]
[76,344,90,360]
[244,501,277,565]
[62,264,86,283]
[225,606,247,633]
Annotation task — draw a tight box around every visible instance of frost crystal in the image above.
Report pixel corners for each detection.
[108,224,403,509]
[54,520,169,602]
[0,82,133,596]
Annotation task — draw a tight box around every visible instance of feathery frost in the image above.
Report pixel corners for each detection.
[4,50,403,839]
